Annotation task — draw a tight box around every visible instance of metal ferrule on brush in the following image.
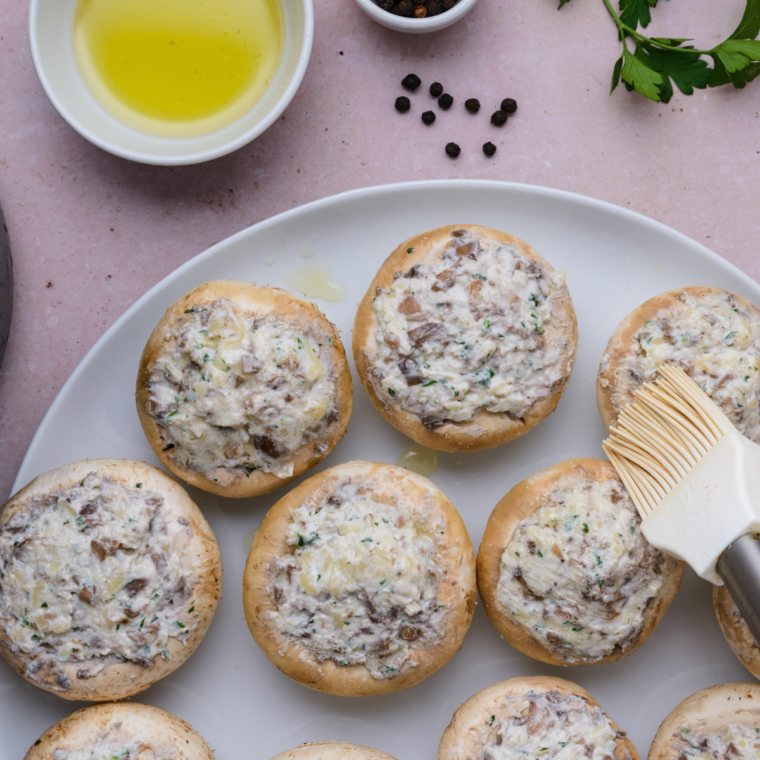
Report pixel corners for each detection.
[603,364,760,585]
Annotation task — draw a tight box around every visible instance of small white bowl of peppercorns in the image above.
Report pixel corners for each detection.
[354,0,478,33]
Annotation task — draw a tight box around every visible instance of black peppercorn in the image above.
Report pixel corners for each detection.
[375,0,455,14]
[395,96,411,112]
[438,93,454,109]
[421,110,436,125]
[402,73,422,91]
[445,142,461,158]
[501,98,517,114]
[429,82,443,97]
[483,142,497,157]
[490,110,508,126]
[465,98,480,114]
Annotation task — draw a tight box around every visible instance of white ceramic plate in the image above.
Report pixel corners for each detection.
[4,181,757,760]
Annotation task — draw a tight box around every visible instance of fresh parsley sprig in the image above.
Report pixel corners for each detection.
[560,0,760,102]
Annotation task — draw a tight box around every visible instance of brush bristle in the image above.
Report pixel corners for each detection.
[602,364,735,519]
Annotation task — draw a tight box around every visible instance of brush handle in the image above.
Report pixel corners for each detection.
[640,431,760,584]
[717,533,760,647]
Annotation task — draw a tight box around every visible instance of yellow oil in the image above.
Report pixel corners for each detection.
[73,0,283,138]
[396,444,439,477]
[287,261,347,303]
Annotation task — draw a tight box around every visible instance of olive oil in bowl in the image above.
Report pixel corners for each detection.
[73,0,283,138]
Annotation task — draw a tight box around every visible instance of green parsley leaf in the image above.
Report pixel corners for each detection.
[622,46,664,101]
[730,0,760,41]
[619,0,658,31]
[562,0,760,99]
[611,55,624,94]
[645,46,712,101]
[713,39,760,74]
[476,366,496,387]
[710,58,760,88]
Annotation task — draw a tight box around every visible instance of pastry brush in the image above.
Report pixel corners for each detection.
[602,364,760,644]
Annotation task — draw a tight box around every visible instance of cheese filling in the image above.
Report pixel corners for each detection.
[0,473,197,689]
[269,480,445,678]
[52,722,177,760]
[672,723,760,760]
[606,290,760,441]
[370,230,571,429]
[497,478,668,663]
[476,691,624,760]
[146,298,339,480]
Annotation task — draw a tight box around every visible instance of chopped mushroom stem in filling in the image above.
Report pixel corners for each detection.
[269,480,445,678]
[52,723,177,760]
[605,291,760,441]
[477,691,625,760]
[371,230,571,430]
[0,473,197,689]
[146,298,339,480]
[671,722,760,760]
[498,478,667,663]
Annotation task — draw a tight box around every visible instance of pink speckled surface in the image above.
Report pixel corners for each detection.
[0,0,758,500]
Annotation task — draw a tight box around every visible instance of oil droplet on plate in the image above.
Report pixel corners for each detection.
[243,527,258,555]
[396,443,438,477]
[265,255,275,265]
[299,243,313,259]
[287,260,346,303]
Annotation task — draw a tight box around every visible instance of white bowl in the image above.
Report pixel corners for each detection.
[29,0,314,165]
[353,0,478,33]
